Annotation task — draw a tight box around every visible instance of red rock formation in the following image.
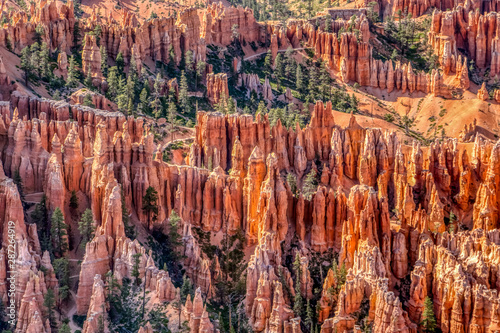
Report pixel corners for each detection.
[82,34,103,84]
[70,89,114,111]
[478,82,489,100]
[184,287,216,333]
[206,73,229,105]
[82,275,108,333]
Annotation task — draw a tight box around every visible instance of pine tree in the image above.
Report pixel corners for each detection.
[20,46,33,87]
[421,296,437,333]
[142,186,159,228]
[51,207,68,257]
[59,323,71,333]
[107,66,120,100]
[168,101,177,142]
[180,276,194,302]
[69,190,79,211]
[196,61,206,90]
[324,14,332,32]
[179,70,190,114]
[168,211,183,260]
[296,64,307,97]
[302,168,318,200]
[84,66,94,88]
[43,289,56,329]
[151,73,162,118]
[53,257,70,301]
[293,252,303,317]
[30,42,40,76]
[100,46,108,76]
[305,299,314,332]
[39,42,51,81]
[13,169,25,202]
[78,209,95,249]
[116,75,128,112]
[116,52,125,72]
[139,87,150,115]
[83,94,95,107]
[264,50,273,76]
[275,53,284,85]
[256,100,267,116]
[131,253,142,285]
[286,173,298,197]
[126,73,137,115]
[185,50,194,81]
[32,196,50,253]
[66,55,79,88]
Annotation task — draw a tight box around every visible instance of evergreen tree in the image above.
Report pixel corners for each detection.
[185,50,194,82]
[39,42,51,81]
[116,52,125,72]
[43,289,56,329]
[131,253,142,285]
[139,87,150,115]
[180,276,194,302]
[32,196,50,253]
[20,46,33,87]
[59,323,71,333]
[151,73,162,118]
[286,173,298,197]
[126,73,137,115]
[305,299,314,332]
[274,53,285,85]
[83,94,96,107]
[13,169,25,202]
[167,45,176,75]
[69,190,79,211]
[168,102,177,142]
[296,64,307,97]
[66,55,79,88]
[179,70,190,114]
[421,296,437,333]
[195,61,206,90]
[142,186,159,228]
[107,66,120,100]
[51,208,68,257]
[116,75,128,113]
[168,211,183,259]
[84,66,94,88]
[324,14,332,32]
[53,257,70,301]
[256,100,267,116]
[293,252,303,317]
[78,209,95,249]
[107,274,144,332]
[100,46,108,76]
[0,297,10,332]
[30,43,40,77]
[302,168,318,200]
[264,50,273,76]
